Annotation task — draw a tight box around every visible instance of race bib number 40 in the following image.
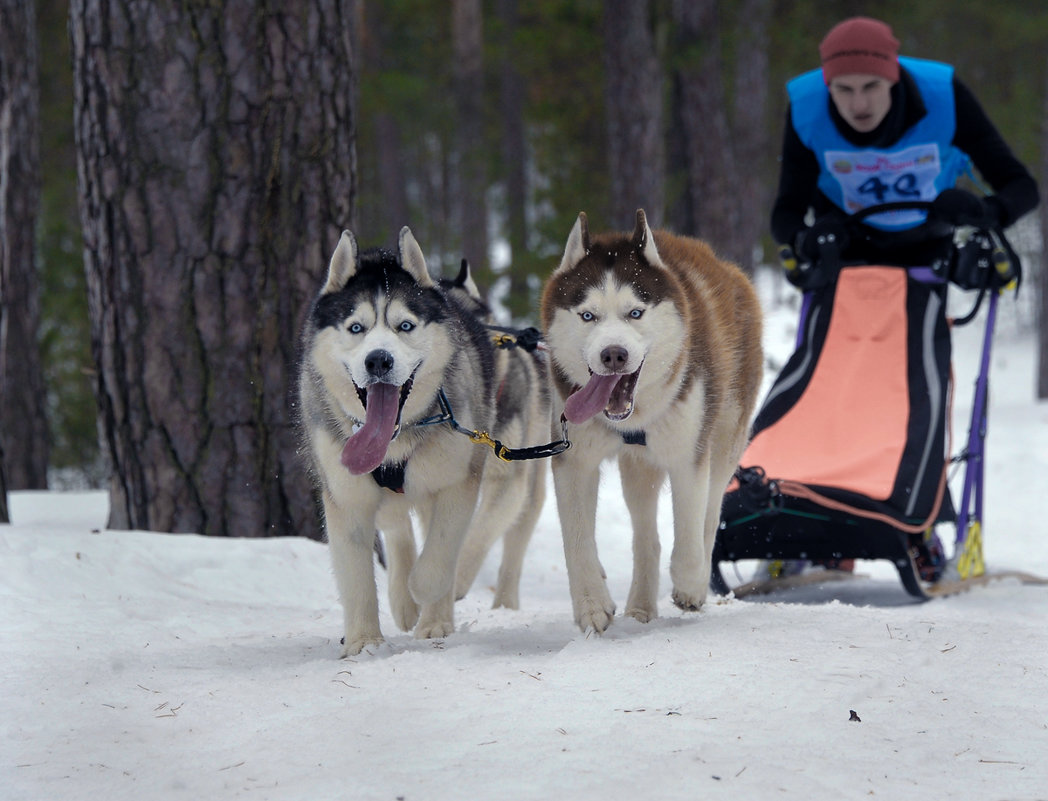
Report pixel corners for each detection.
[824,143,942,228]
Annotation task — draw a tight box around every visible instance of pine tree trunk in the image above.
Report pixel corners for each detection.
[358,1,410,247]
[1,0,51,490]
[70,0,357,538]
[603,0,664,227]
[671,0,740,262]
[453,0,490,283]
[729,0,771,274]
[497,0,531,318]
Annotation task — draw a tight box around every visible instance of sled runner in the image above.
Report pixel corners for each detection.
[712,201,1038,600]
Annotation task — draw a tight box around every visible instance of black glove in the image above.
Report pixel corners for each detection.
[930,188,990,227]
[796,216,850,265]
[790,216,849,289]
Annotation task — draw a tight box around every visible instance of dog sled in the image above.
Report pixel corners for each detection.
[712,200,1043,600]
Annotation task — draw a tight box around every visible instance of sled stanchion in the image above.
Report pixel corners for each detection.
[953,289,998,577]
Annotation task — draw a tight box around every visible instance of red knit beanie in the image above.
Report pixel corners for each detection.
[820,17,900,84]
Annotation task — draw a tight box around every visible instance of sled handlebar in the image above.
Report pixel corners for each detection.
[848,200,934,223]
[778,199,1020,294]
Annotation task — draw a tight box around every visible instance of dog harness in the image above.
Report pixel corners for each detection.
[369,387,572,493]
[371,462,406,493]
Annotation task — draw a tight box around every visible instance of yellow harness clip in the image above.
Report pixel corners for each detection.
[469,430,511,462]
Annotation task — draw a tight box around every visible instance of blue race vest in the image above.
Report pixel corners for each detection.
[787,56,970,230]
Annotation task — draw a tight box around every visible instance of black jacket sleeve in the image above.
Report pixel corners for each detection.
[769,106,823,249]
[951,77,1039,227]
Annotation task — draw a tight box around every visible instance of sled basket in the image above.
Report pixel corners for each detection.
[713,201,1017,600]
[714,263,952,593]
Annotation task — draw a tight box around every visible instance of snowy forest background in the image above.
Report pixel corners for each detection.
[2,0,1047,539]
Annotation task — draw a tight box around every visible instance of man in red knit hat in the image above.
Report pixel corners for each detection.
[772,16,1038,276]
[818,16,899,133]
[761,17,1038,583]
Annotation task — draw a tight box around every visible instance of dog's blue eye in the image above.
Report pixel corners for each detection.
[348,322,363,334]
[629,309,644,320]
[579,311,595,322]
[398,321,416,332]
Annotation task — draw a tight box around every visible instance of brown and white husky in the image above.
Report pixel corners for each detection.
[540,210,763,633]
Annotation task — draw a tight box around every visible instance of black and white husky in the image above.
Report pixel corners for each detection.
[298,228,496,656]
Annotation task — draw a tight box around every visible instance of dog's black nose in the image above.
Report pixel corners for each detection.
[365,349,395,378]
[601,345,628,372]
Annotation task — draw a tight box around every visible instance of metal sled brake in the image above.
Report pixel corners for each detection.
[712,202,1024,600]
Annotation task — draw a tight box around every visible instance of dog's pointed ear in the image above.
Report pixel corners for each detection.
[631,209,663,268]
[554,212,590,275]
[398,226,435,288]
[455,258,470,287]
[457,258,482,300]
[323,230,358,295]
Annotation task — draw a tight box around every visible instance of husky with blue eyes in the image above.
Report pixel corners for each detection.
[298,227,495,656]
[541,210,764,634]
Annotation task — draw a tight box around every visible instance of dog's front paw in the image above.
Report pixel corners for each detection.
[491,586,520,610]
[671,587,707,612]
[341,633,385,658]
[413,599,455,642]
[413,617,455,641]
[574,593,617,634]
[624,604,657,624]
[625,584,658,623]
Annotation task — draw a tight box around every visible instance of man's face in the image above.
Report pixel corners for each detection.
[828,74,894,133]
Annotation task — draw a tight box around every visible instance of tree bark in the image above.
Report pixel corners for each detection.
[729,0,771,273]
[497,0,532,318]
[70,0,357,538]
[671,0,740,263]
[1,0,51,490]
[603,0,664,228]
[358,0,410,247]
[453,0,490,284]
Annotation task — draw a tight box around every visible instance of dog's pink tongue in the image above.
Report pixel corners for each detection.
[341,383,400,475]
[563,373,621,424]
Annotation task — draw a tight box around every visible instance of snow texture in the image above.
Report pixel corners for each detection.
[4,276,1047,801]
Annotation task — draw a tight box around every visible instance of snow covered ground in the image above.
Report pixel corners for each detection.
[3,274,1047,801]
